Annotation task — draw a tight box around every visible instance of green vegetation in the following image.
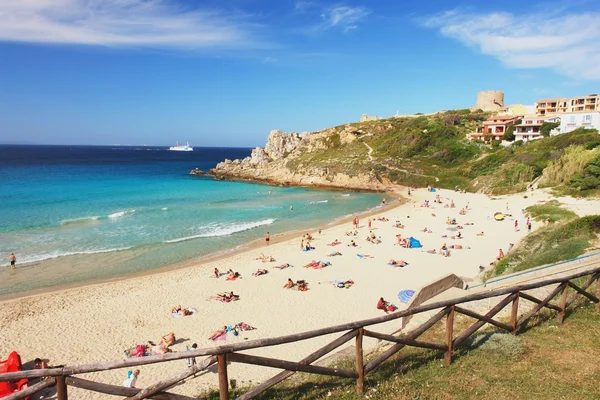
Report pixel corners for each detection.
[540,121,560,137]
[281,111,600,195]
[200,301,600,400]
[485,208,600,278]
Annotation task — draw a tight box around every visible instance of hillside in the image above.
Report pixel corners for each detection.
[211,111,600,195]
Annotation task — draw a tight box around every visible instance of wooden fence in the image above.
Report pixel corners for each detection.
[2,263,599,400]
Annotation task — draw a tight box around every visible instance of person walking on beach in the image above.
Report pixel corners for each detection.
[9,253,16,269]
[265,232,270,246]
[514,220,519,232]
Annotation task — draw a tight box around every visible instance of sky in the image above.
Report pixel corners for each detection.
[0,0,599,147]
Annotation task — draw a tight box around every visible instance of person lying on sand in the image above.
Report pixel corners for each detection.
[257,253,276,262]
[274,263,292,269]
[422,227,432,233]
[152,343,172,354]
[157,332,176,347]
[252,268,268,276]
[449,244,463,249]
[328,239,342,246]
[227,269,241,279]
[328,251,342,256]
[283,278,295,289]
[477,232,484,236]
[296,280,308,291]
[208,327,228,341]
[303,260,329,269]
[348,240,358,247]
[376,297,391,313]
[426,249,437,254]
[388,259,409,267]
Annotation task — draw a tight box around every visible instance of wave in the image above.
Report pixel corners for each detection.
[309,200,329,205]
[341,194,350,197]
[60,216,100,226]
[161,207,168,211]
[0,247,132,267]
[108,210,136,219]
[164,218,275,243]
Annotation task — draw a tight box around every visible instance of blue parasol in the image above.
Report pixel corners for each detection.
[398,289,415,303]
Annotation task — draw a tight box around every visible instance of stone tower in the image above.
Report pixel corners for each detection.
[475,91,504,112]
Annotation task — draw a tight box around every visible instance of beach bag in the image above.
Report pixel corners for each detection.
[134,344,146,357]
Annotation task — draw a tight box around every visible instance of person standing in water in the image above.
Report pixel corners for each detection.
[9,253,16,269]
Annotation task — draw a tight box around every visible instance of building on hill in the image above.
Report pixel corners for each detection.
[535,94,600,115]
[470,115,521,141]
[569,94,599,113]
[360,114,381,122]
[498,104,535,116]
[514,115,548,142]
[557,112,600,134]
[536,98,569,115]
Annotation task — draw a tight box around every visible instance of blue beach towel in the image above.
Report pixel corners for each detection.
[409,237,422,248]
[398,289,416,303]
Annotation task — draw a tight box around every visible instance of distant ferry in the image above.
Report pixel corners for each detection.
[168,141,193,152]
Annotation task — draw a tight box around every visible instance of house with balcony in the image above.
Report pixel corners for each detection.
[535,98,568,115]
[558,112,600,134]
[470,115,521,141]
[513,116,547,142]
[569,94,599,113]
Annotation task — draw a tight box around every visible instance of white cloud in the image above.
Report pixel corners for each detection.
[321,6,370,32]
[423,9,600,80]
[0,0,263,49]
[294,1,317,12]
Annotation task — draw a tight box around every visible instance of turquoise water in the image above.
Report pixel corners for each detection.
[0,145,384,295]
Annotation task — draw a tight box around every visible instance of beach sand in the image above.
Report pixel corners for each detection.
[1,188,597,398]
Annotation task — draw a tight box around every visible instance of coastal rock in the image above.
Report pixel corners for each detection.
[190,168,205,175]
[264,130,302,160]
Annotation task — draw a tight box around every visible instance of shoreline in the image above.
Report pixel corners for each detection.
[0,188,405,303]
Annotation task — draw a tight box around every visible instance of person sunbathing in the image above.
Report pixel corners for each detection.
[328,251,342,256]
[227,269,241,279]
[328,239,342,246]
[283,278,295,288]
[459,208,466,215]
[274,263,292,269]
[440,244,450,257]
[225,291,240,301]
[388,259,408,267]
[426,249,437,254]
[348,240,357,247]
[257,253,276,262]
[450,244,463,249]
[296,280,308,291]
[171,305,182,314]
[152,343,172,354]
[303,260,319,268]
[159,332,176,347]
[477,231,484,236]
[376,297,391,313]
[208,327,228,341]
[252,268,268,276]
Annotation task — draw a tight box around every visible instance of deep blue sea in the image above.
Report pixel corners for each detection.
[0,145,384,296]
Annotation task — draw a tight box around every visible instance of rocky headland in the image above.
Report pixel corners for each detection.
[210,128,390,191]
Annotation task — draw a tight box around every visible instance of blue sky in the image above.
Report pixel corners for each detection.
[0,0,598,147]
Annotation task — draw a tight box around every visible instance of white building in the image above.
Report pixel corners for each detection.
[514,116,547,142]
[558,112,600,134]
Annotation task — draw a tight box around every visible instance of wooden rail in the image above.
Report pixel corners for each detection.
[2,263,599,400]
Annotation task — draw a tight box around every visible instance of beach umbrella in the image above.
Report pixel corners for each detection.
[446,226,458,231]
[494,212,505,221]
[398,289,415,303]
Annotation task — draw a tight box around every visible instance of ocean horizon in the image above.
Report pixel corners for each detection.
[0,145,386,296]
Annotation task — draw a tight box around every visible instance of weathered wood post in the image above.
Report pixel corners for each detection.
[355,328,364,396]
[444,306,455,366]
[510,292,519,335]
[56,375,68,400]
[217,354,229,400]
[557,282,569,324]
[596,276,600,314]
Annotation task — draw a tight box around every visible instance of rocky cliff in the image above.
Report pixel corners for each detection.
[210,128,390,191]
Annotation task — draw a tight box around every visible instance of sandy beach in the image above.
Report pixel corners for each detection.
[1,187,598,399]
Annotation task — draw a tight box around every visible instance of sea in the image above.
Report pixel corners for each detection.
[0,145,385,297]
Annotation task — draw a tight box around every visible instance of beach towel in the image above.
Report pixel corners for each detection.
[398,289,415,303]
[210,331,227,341]
[409,237,422,248]
[331,280,354,288]
[226,276,239,281]
[303,248,315,252]
[357,254,374,259]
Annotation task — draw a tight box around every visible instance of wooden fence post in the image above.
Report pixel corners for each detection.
[217,354,229,400]
[510,292,519,335]
[596,277,600,314]
[355,328,364,396]
[56,375,68,400]
[557,283,569,324]
[444,306,455,366]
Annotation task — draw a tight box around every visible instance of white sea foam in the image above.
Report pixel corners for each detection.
[60,216,100,226]
[309,200,329,205]
[164,218,275,243]
[108,210,136,219]
[341,194,350,197]
[161,207,168,211]
[0,247,132,267]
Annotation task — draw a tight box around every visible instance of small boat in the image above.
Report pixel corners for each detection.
[168,141,193,152]
[0,351,29,399]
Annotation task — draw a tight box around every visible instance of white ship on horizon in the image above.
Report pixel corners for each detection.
[168,141,193,152]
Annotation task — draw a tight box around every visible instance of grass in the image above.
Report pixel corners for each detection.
[485,214,600,279]
[198,300,600,400]
[525,200,578,222]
